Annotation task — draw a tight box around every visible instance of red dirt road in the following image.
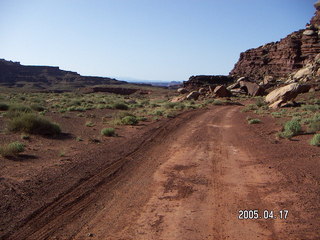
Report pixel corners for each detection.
[2,106,320,240]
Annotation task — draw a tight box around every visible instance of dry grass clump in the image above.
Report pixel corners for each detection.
[0,141,25,157]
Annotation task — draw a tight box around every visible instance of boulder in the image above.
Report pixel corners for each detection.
[303,30,315,36]
[227,82,240,90]
[171,96,186,103]
[265,83,311,108]
[186,91,200,100]
[263,76,276,85]
[239,81,265,96]
[293,64,313,80]
[236,77,247,83]
[230,88,246,94]
[198,88,206,95]
[214,85,232,97]
[177,88,189,94]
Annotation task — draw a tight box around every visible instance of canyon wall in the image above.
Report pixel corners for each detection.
[230,2,320,81]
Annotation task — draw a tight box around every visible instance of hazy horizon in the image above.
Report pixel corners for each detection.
[0,0,316,81]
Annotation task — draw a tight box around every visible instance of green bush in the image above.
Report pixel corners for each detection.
[9,104,32,113]
[255,98,266,107]
[310,134,320,146]
[308,121,320,133]
[0,103,9,111]
[0,141,25,157]
[164,102,177,109]
[301,104,320,112]
[280,119,301,138]
[212,100,223,105]
[248,119,261,124]
[31,104,46,112]
[121,116,138,125]
[113,103,129,110]
[8,113,61,136]
[153,110,164,116]
[241,104,258,112]
[101,128,116,137]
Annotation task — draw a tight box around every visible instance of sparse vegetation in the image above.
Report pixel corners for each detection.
[30,104,45,112]
[85,121,95,127]
[121,115,138,125]
[9,104,32,113]
[280,119,302,139]
[308,121,320,133]
[112,103,129,110]
[310,134,320,146]
[248,118,261,124]
[0,103,9,111]
[241,104,258,112]
[101,128,116,137]
[0,141,25,157]
[255,97,266,108]
[8,113,61,136]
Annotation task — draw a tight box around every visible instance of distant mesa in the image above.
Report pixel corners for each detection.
[0,59,126,91]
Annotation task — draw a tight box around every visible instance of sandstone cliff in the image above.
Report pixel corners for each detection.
[230,2,320,81]
[0,59,126,90]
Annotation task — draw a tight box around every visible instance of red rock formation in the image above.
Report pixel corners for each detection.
[230,3,320,81]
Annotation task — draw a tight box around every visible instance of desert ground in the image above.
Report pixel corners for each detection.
[0,88,319,240]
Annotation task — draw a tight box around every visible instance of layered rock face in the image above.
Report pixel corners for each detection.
[183,75,233,89]
[0,59,125,89]
[230,2,320,81]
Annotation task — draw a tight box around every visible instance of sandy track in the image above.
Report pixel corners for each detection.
[4,106,319,240]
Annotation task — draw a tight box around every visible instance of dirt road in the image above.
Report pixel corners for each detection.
[3,106,320,240]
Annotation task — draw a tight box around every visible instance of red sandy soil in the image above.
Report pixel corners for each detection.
[0,105,319,240]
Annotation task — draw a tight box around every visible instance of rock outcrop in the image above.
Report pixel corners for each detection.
[0,59,126,90]
[265,83,311,108]
[230,3,320,82]
[213,85,232,97]
[186,91,200,100]
[184,75,234,90]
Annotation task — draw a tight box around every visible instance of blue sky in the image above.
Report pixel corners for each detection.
[0,0,316,81]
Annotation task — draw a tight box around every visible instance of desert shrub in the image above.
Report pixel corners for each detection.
[137,116,147,121]
[121,116,138,125]
[165,111,178,118]
[9,104,32,113]
[101,128,116,137]
[85,121,95,127]
[301,104,320,112]
[113,103,129,110]
[248,118,261,124]
[241,104,258,112]
[0,141,25,157]
[31,104,45,112]
[8,113,61,136]
[173,103,185,110]
[147,102,159,108]
[140,100,150,106]
[271,112,283,118]
[308,121,320,133]
[21,134,30,140]
[280,119,301,138]
[164,102,177,109]
[212,99,223,105]
[67,106,86,112]
[310,134,320,146]
[255,98,266,107]
[153,110,164,116]
[69,100,82,106]
[0,103,9,111]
